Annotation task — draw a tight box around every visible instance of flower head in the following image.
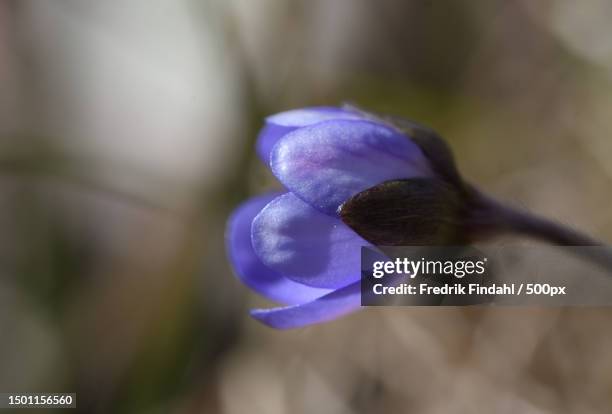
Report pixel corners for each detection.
[226,106,466,329]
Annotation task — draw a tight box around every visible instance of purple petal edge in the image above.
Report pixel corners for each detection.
[250,281,361,329]
[226,193,332,305]
[256,106,362,163]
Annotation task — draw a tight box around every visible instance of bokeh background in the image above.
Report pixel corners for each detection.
[1,1,612,413]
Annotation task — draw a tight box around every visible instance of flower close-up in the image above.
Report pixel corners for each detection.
[6,2,612,411]
[225,106,463,329]
[227,105,612,330]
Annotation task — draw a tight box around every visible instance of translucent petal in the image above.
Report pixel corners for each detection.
[256,107,361,163]
[251,193,368,289]
[226,193,332,304]
[271,120,432,216]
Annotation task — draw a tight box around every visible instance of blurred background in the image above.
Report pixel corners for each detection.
[1,0,612,412]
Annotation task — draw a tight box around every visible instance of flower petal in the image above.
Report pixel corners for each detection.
[256,107,361,163]
[251,193,368,289]
[271,119,433,216]
[226,193,332,305]
[250,281,361,329]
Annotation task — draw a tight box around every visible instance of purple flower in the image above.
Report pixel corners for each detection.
[226,106,437,329]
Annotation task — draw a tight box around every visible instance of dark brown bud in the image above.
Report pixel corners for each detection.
[339,178,469,246]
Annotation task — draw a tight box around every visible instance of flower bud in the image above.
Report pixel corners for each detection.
[338,178,469,246]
